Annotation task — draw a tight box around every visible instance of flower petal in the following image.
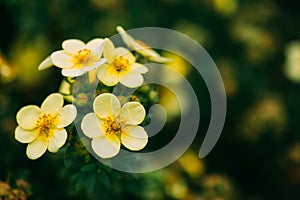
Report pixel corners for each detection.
[16,105,42,130]
[91,43,104,59]
[92,135,121,158]
[51,51,74,69]
[97,64,120,86]
[119,102,146,125]
[103,38,116,63]
[62,39,86,54]
[87,38,104,50]
[120,71,144,88]
[130,63,148,73]
[115,47,135,64]
[57,105,77,128]
[149,55,172,63]
[97,63,110,78]
[26,137,48,160]
[93,93,121,119]
[62,68,85,77]
[38,56,53,70]
[81,113,104,138]
[116,26,135,47]
[15,126,38,143]
[115,26,171,63]
[48,129,67,153]
[80,58,107,73]
[41,93,64,114]
[121,126,148,151]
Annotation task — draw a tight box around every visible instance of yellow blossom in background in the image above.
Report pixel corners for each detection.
[0,53,16,84]
[177,150,205,178]
[15,93,77,159]
[229,2,277,64]
[212,0,238,16]
[116,26,171,63]
[240,96,286,141]
[287,143,300,164]
[218,59,238,96]
[161,52,191,84]
[173,21,211,47]
[97,38,148,88]
[81,93,148,158]
[39,38,106,77]
[10,36,50,85]
[284,41,300,83]
[0,181,10,196]
[158,53,192,119]
[200,174,237,199]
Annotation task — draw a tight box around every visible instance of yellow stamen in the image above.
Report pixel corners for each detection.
[75,49,91,64]
[104,116,122,136]
[113,56,129,72]
[35,114,57,138]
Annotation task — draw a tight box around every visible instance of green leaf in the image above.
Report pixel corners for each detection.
[98,172,110,187]
[80,163,98,172]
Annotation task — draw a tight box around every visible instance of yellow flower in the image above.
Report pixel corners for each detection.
[81,93,148,158]
[97,38,148,88]
[116,26,171,63]
[15,93,77,160]
[284,41,300,83]
[38,39,106,77]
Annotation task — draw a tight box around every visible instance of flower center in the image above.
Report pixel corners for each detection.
[75,49,91,63]
[35,114,57,138]
[113,56,129,72]
[104,116,122,136]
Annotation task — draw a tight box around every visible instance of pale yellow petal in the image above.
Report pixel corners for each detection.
[97,63,110,79]
[93,93,121,118]
[38,56,53,70]
[80,58,107,72]
[116,26,136,48]
[119,102,146,125]
[16,105,42,130]
[81,113,104,138]
[91,135,120,158]
[41,93,64,114]
[57,105,77,128]
[115,47,135,64]
[48,129,67,153]
[130,63,148,73]
[26,137,48,160]
[120,71,144,88]
[62,39,85,54]
[149,54,172,63]
[51,51,74,69]
[121,126,148,151]
[103,38,117,63]
[97,65,120,86]
[15,126,38,143]
[88,39,105,60]
[87,38,104,50]
[62,68,85,77]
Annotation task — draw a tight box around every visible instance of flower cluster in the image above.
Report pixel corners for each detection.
[15,26,170,160]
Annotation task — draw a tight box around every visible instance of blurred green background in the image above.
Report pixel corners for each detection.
[1,0,300,199]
